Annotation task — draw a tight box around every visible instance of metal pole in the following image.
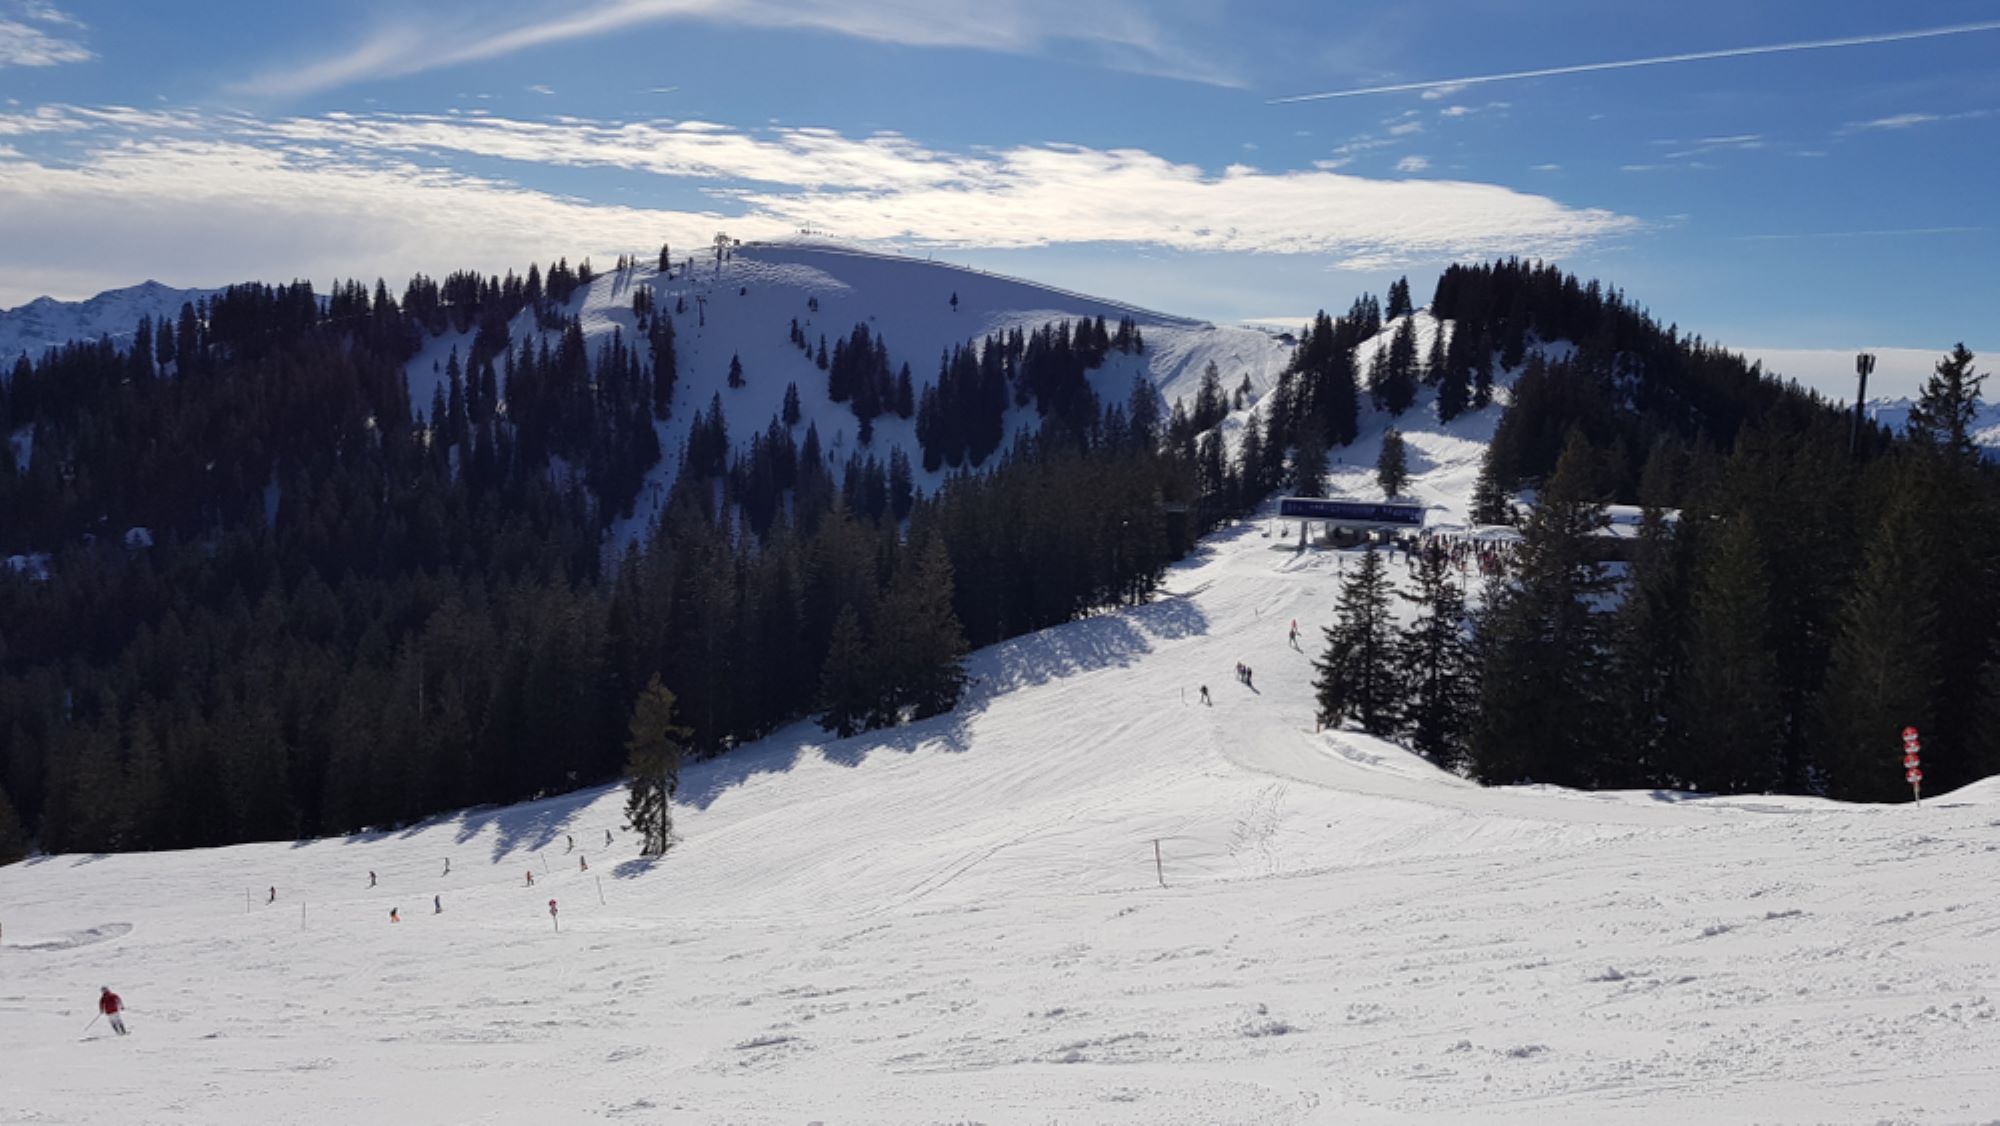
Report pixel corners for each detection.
[1852,352,1875,456]
[1153,839,1164,888]
[597,876,605,905]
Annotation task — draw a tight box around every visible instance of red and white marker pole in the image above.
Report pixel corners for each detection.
[1902,726,1922,805]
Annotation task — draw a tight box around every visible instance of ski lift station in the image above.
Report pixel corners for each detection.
[1276,497,1677,560]
[1277,497,1427,546]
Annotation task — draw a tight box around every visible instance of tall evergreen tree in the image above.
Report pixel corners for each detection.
[1290,425,1328,497]
[1670,515,1783,793]
[1377,428,1410,496]
[1905,344,1985,459]
[817,607,875,739]
[622,676,691,855]
[872,539,969,723]
[1386,277,1413,320]
[1470,431,1612,786]
[1397,546,1474,769]
[1314,545,1401,734]
[1818,485,1940,801]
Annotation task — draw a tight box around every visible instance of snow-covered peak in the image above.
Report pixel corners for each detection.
[0,279,220,364]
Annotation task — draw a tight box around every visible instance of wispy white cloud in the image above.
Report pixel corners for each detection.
[526,84,554,96]
[1530,163,1561,172]
[1841,108,1994,133]
[0,105,1640,303]
[1395,154,1430,173]
[1853,112,1936,130]
[237,0,1241,97]
[1272,19,2000,102]
[1658,132,1765,159]
[1387,119,1425,137]
[0,1,90,68]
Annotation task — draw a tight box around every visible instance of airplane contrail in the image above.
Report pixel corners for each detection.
[1271,19,2000,103]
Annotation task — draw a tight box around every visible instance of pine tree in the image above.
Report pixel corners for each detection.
[1671,515,1783,793]
[817,607,875,739]
[1377,318,1418,415]
[1314,545,1401,733]
[1290,425,1328,497]
[1818,486,1940,801]
[1377,428,1409,496]
[1470,431,1612,786]
[1423,318,1447,388]
[782,382,801,426]
[1386,277,1413,320]
[873,540,969,723]
[1905,344,1985,459]
[623,676,691,855]
[727,352,744,389]
[1398,545,1475,769]
[1470,446,1511,523]
[1606,457,1697,788]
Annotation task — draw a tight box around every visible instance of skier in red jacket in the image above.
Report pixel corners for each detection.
[99,987,126,1035]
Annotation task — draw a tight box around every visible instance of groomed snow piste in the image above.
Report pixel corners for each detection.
[7,394,2000,1121]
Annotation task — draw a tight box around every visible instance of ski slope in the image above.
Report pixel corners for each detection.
[6,392,1999,1120]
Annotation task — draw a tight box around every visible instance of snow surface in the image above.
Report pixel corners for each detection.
[7,375,1999,1123]
[0,281,217,365]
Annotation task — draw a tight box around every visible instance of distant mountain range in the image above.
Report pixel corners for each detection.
[0,280,219,364]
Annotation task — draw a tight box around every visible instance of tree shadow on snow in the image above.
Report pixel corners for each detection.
[610,856,663,881]
[675,589,1208,812]
[454,789,602,863]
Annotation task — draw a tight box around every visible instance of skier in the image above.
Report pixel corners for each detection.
[605,829,613,847]
[1198,684,1211,706]
[98,987,126,1036]
[1289,620,1300,650]
[368,871,376,888]
[267,886,275,905]
[566,835,574,854]
[1245,666,1254,689]
[579,856,588,872]
[389,907,399,923]
[433,895,442,915]
[442,858,450,877]
[526,871,535,887]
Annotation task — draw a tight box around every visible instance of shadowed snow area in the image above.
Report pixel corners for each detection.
[6,325,2000,1123]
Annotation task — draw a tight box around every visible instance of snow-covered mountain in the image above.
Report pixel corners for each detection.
[1863,394,2000,454]
[408,240,1296,546]
[0,280,218,364]
[6,367,1996,1121]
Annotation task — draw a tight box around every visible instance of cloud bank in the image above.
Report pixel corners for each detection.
[0,105,1639,304]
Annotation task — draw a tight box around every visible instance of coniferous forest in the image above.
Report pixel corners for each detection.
[0,260,1196,858]
[0,253,1992,862]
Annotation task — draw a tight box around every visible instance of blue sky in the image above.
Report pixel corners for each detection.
[1,0,1994,395]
